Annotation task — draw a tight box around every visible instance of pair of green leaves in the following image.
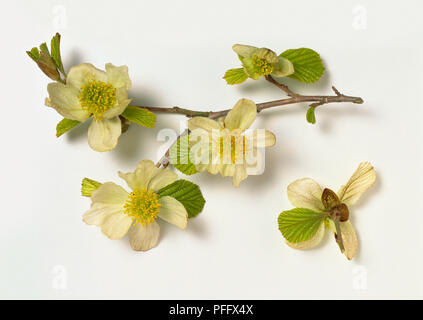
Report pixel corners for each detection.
[56,106,156,138]
[224,48,324,85]
[278,208,326,243]
[27,33,65,82]
[81,178,205,219]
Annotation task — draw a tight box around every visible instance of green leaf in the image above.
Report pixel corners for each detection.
[50,33,65,74]
[280,48,324,83]
[121,106,156,128]
[56,118,80,137]
[26,47,40,62]
[81,178,102,197]
[157,180,205,218]
[306,107,316,124]
[223,68,248,85]
[278,208,325,243]
[39,42,50,56]
[169,135,198,175]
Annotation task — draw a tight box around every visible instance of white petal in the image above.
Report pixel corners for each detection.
[46,83,89,121]
[340,221,358,260]
[83,203,123,226]
[101,212,133,240]
[338,162,376,207]
[224,99,257,131]
[287,178,325,211]
[91,182,129,205]
[232,164,248,187]
[66,63,107,89]
[103,87,131,119]
[88,117,122,152]
[232,44,258,57]
[188,117,221,133]
[148,169,178,191]
[118,160,161,191]
[286,222,325,250]
[220,164,235,177]
[129,222,160,252]
[252,130,276,147]
[158,196,188,229]
[272,56,295,77]
[105,63,132,90]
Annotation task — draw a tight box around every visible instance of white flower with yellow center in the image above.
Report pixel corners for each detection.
[188,99,276,187]
[280,162,376,260]
[83,160,188,251]
[45,63,132,152]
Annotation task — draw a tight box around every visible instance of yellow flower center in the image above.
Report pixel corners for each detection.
[123,188,161,226]
[252,55,274,76]
[213,132,249,164]
[79,80,117,120]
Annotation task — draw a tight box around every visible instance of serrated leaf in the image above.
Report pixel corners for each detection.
[278,208,325,243]
[121,106,156,128]
[157,180,205,218]
[223,68,248,85]
[81,178,102,197]
[306,106,316,124]
[169,135,198,175]
[26,47,40,62]
[50,33,65,74]
[280,48,324,83]
[56,118,80,137]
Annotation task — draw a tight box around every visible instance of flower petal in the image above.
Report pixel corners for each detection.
[105,63,132,90]
[118,160,161,191]
[91,182,129,205]
[88,117,122,152]
[340,221,358,260]
[188,117,221,133]
[148,169,178,191]
[224,99,257,131]
[252,130,276,147]
[254,48,278,63]
[232,44,258,58]
[83,203,124,226]
[220,164,235,177]
[128,222,160,252]
[287,178,325,211]
[337,162,376,207]
[158,196,188,229]
[66,63,108,89]
[103,87,131,119]
[232,164,247,187]
[272,56,295,77]
[46,83,89,121]
[101,212,133,240]
[286,222,325,250]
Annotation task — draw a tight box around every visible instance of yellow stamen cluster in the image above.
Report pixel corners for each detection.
[78,80,117,120]
[252,55,274,76]
[123,188,161,226]
[214,133,249,164]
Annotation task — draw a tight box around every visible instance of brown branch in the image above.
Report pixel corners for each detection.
[133,85,363,121]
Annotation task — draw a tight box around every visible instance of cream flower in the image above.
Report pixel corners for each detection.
[82,160,188,251]
[187,99,276,187]
[281,162,376,260]
[45,63,132,152]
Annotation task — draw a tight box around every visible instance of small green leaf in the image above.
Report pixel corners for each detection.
[26,47,40,62]
[50,33,65,75]
[81,178,102,197]
[121,106,156,128]
[56,118,80,137]
[280,48,324,83]
[39,42,50,56]
[157,180,205,218]
[278,208,325,243]
[169,135,198,175]
[306,107,316,124]
[223,68,248,85]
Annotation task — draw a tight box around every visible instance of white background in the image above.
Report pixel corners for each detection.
[1,0,422,299]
